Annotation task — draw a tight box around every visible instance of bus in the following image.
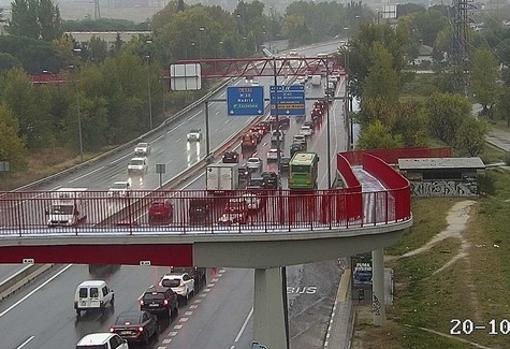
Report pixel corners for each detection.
[288,152,319,189]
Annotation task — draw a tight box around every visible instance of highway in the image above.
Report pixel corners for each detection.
[0,40,346,349]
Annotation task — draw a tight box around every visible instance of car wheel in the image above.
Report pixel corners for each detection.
[144,332,150,345]
[184,294,189,305]
[76,309,81,317]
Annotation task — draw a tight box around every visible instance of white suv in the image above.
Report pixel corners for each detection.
[127,157,148,175]
[159,273,195,305]
[76,333,128,349]
[134,142,150,156]
[74,280,114,316]
[108,181,131,198]
[187,129,202,142]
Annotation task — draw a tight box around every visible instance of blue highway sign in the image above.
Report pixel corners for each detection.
[227,86,264,116]
[270,85,305,116]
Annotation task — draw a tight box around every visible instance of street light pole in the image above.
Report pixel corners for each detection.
[325,61,332,189]
[145,55,153,130]
[199,26,205,59]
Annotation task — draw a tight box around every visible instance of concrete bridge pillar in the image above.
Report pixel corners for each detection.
[253,267,289,349]
[372,248,386,326]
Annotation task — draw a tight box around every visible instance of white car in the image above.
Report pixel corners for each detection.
[300,125,314,137]
[108,181,131,198]
[187,129,202,142]
[127,157,148,175]
[134,142,150,156]
[267,149,279,162]
[246,157,262,171]
[296,76,306,85]
[242,193,262,210]
[293,134,307,146]
[76,333,128,349]
[160,273,195,305]
[74,280,114,316]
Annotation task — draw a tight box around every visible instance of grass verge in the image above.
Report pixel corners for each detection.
[354,171,510,348]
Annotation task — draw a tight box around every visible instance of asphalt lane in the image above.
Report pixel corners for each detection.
[0,265,25,284]
[0,40,345,349]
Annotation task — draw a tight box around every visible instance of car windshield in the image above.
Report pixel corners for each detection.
[129,159,144,166]
[116,313,141,324]
[249,178,264,186]
[189,129,200,133]
[50,205,73,215]
[137,143,148,147]
[247,158,259,163]
[161,278,181,288]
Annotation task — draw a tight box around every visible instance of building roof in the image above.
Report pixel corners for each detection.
[398,157,485,170]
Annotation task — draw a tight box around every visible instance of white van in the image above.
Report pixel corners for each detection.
[74,280,115,315]
[76,333,128,349]
[311,75,321,86]
[46,188,88,227]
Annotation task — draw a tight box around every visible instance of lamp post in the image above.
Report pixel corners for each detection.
[71,48,84,162]
[145,39,153,130]
[218,41,224,58]
[199,26,205,59]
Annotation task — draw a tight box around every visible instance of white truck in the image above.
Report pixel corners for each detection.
[311,74,321,86]
[206,163,239,192]
[46,188,88,227]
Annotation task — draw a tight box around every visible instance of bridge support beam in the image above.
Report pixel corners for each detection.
[372,248,386,326]
[253,267,289,349]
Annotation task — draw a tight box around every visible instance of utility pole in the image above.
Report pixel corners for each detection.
[451,0,473,95]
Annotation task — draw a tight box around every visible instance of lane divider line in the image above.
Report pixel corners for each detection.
[234,307,254,343]
[15,335,35,349]
[0,264,73,318]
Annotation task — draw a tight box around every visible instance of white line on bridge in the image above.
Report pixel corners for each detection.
[15,335,35,349]
[0,264,73,318]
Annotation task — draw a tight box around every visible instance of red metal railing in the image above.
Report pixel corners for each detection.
[340,147,452,165]
[0,189,407,236]
[362,154,411,221]
[335,153,362,220]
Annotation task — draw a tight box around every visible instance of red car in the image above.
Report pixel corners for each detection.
[148,199,173,224]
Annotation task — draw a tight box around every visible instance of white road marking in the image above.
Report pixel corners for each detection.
[207,283,215,287]
[199,293,207,298]
[184,311,193,316]
[110,152,132,164]
[169,331,178,337]
[157,346,167,349]
[173,324,183,330]
[189,304,199,309]
[0,264,73,318]
[49,185,61,191]
[234,307,253,343]
[162,338,172,344]
[212,278,219,282]
[68,166,105,183]
[179,317,189,322]
[16,336,35,349]
[203,288,211,293]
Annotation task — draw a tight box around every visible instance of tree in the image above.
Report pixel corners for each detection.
[39,0,62,41]
[455,118,488,156]
[362,43,399,102]
[357,120,403,149]
[0,68,54,149]
[87,36,108,63]
[0,104,26,171]
[9,0,39,38]
[425,92,471,145]
[471,47,499,118]
[0,53,22,72]
[176,0,185,12]
[496,86,510,127]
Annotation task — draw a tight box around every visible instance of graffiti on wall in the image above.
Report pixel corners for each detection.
[411,179,478,197]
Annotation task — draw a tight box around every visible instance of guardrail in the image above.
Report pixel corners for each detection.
[335,153,362,220]
[0,188,408,235]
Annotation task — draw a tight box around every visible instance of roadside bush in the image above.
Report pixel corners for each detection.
[505,151,510,166]
[478,172,496,196]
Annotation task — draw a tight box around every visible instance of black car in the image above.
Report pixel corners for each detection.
[247,177,265,191]
[171,267,207,291]
[238,166,249,183]
[304,121,314,128]
[279,157,290,174]
[262,172,280,189]
[140,286,178,318]
[290,143,306,158]
[222,151,239,163]
[189,199,211,223]
[110,311,158,344]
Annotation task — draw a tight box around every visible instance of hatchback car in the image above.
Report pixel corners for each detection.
[159,273,195,305]
[222,151,239,163]
[76,333,128,349]
[148,199,173,224]
[246,157,262,171]
[127,157,148,175]
[300,125,314,137]
[134,142,150,157]
[110,311,158,344]
[140,286,178,318]
[187,129,202,142]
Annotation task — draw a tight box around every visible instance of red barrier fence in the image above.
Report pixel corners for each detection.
[362,154,411,221]
[340,147,452,166]
[335,153,363,220]
[0,189,406,236]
